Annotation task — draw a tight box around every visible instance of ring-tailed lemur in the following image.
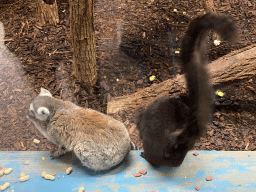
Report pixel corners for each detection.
[27,88,131,171]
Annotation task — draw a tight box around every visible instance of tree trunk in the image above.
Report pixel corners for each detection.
[36,0,59,26]
[107,44,256,123]
[69,0,97,87]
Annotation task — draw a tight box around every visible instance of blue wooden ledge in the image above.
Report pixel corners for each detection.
[0,151,255,192]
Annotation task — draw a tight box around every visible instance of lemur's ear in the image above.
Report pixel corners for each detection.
[39,88,52,97]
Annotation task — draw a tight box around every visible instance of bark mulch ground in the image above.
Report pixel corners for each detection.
[0,0,255,152]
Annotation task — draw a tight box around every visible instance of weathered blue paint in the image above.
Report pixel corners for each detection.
[0,151,255,192]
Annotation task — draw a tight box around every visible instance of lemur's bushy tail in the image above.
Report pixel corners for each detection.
[180,13,237,140]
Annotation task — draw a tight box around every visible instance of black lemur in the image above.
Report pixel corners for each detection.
[135,12,237,167]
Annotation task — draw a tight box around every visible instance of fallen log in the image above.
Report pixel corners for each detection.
[108,45,256,122]
[108,44,256,149]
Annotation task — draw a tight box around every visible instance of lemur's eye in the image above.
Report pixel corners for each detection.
[37,107,50,121]
[37,107,50,116]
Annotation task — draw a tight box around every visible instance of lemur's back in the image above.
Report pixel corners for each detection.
[28,88,131,171]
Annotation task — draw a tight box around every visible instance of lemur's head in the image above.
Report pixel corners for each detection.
[27,88,55,122]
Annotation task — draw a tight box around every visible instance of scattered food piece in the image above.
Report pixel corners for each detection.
[58,176,60,179]
[183,12,186,15]
[215,90,225,97]
[213,39,221,46]
[4,168,12,175]
[42,157,46,160]
[19,175,29,182]
[133,173,142,177]
[239,184,241,186]
[206,176,213,181]
[44,174,55,180]
[41,172,46,178]
[0,186,4,191]
[193,152,199,156]
[33,139,40,144]
[66,167,72,175]
[245,143,250,150]
[195,186,200,191]
[19,172,26,178]
[142,32,146,38]
[20,141,24,148]
[173,9,178,12]
[52,172,57,176]
[78,187,85,192]
[138,170,147,175]
[7,190,14,192]
[149,75,156,81]
[175,50,180,54]
[0,182,10,191]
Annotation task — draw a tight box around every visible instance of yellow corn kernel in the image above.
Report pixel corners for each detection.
[66,167,72,175]
[44,174,55,180]
[149,75,156,81]
[4,168,12,175]
[33,139,40,144]
[19,175,29,182]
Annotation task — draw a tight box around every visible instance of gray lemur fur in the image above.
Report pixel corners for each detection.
[27,88,131,171]
[135,12,237,167]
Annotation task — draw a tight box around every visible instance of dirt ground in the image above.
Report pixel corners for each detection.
[0,0,255,152]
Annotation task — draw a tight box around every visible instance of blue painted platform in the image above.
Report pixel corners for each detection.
[0,151,255,192]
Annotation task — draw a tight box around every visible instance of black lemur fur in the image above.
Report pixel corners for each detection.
[135,12,237,167]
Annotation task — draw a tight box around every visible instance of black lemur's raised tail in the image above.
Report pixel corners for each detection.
[135,12,237,167]
[179,12,237,143]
